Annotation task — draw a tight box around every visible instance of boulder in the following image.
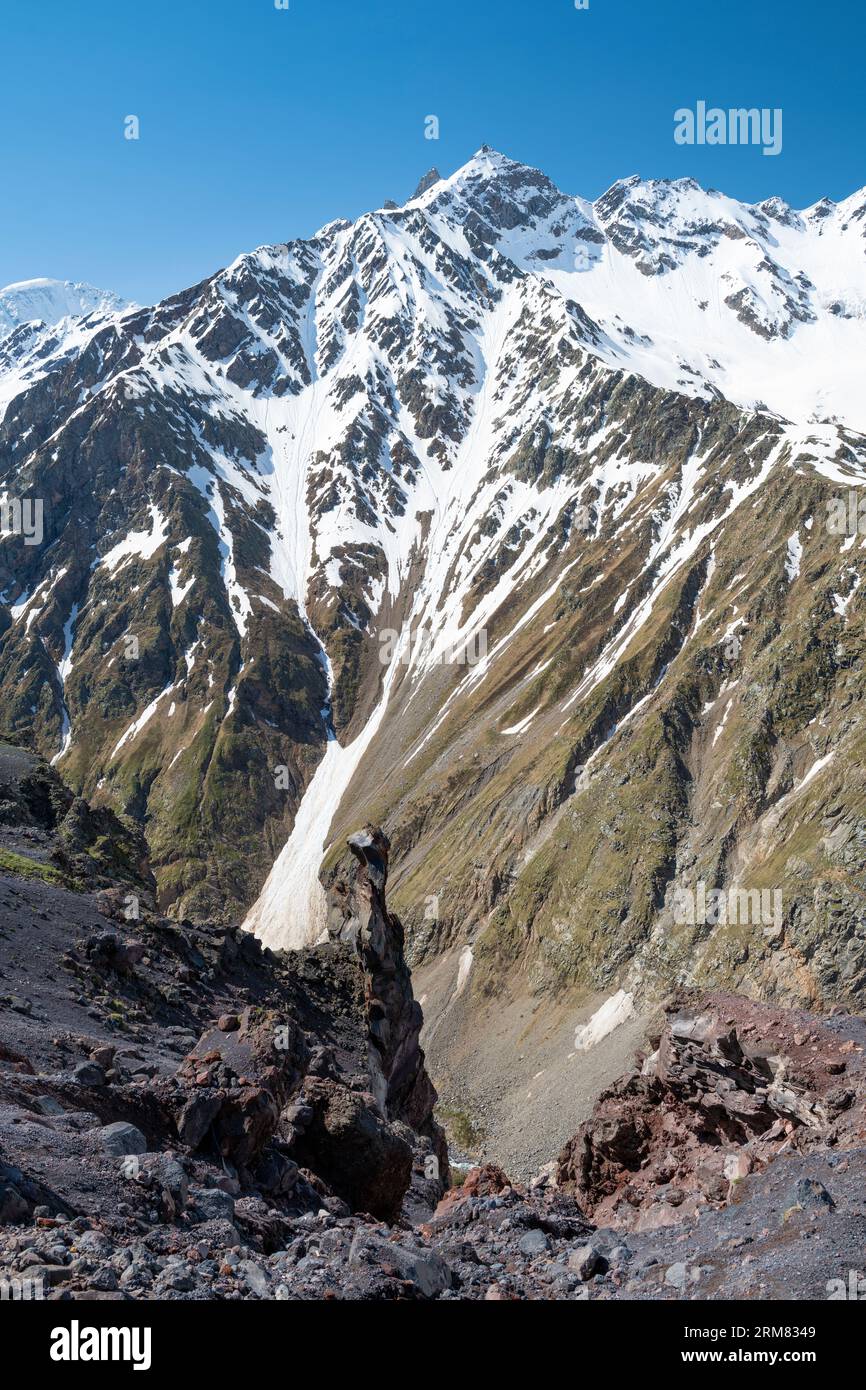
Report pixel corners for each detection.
[172,1008,308,1168]
[348,1230,453,1297]
[133,1154,189,1219]
[518,1229,550,1257]
[789,1177,835,1212]
[73,1061,105,1087]
[190,1187,237,1223]
[99,1122,148,1158]
[292,1077,413,1222]
[568,1242,606,1280]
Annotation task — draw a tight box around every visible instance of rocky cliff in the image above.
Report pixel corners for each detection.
[0,753,447,1295]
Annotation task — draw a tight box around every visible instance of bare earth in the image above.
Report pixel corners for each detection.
[416,946,648,1179]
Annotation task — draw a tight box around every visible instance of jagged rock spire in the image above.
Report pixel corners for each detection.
[412,166,441,199]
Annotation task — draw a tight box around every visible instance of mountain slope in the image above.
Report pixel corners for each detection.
[0,278,134,420]
[1,151,864,1083]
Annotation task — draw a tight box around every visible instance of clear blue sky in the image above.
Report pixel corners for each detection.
[2,0,862,306]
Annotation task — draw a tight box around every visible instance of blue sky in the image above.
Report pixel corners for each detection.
[2,0,862,305]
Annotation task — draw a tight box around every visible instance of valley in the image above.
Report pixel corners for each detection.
[1,148,865,1246]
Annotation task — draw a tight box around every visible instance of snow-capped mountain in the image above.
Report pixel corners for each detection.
[1,152,864,1050]
[0,278,134,419]
[411,153,866,430]
[0,278,130,337]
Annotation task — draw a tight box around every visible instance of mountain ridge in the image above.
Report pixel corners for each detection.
[0,277,132,336]
[1,152,864,1135]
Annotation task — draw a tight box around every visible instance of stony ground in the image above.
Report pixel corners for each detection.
[5,1143,865,1302]
[2,747,864,1302]
[417,948,649,1179]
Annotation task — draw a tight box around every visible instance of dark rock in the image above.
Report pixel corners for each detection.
[33,1096,65,1116]
[175,1093,221,1150]
[73,1062,105,1087]
[99,1122,148,1158]
[518,1228,550,1257]
[134,1154,189,1219]
[190,1187,236,1223]
[175,1007,308,1166]
[412,168,442,199]
[292,1077,412,1222]
[790,1177,835,1212]
[326,827,446,1172]
[348,1230,452,1297]
[254,1149,299,1196]
[0,1176,31,1223]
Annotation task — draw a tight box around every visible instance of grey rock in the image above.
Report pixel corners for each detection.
[154,1264,194,1292]
[238,1260,271,1297]
[73,1061,105,1086]
[137,1154,189,1217]
[193,1218,242,1250]
[518,1228,551,1257]
[664,1261,697,1290]
[349,1231,453,1297]
[283,1099,313,1127]
[567,1242,606,1280]
[33,1096,65,1116]
[190,1187,236,1223]
[791,1178,835,1212]
[99,1122,148,1158]
[75,1231,114,1257]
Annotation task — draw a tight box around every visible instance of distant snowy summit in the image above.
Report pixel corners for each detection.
[0,278,132,338]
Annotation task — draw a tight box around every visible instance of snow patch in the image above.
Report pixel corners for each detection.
[785,531,802,581]
[574,990,634,1051]
[454,946,474,999]
[100,504,170,573]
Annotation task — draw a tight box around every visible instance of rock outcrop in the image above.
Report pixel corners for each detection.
[327,828,443,1143]
[0,742,153,896]
[0,759,443,1253]
[284,825,447,1217]
[556,991,866,1231]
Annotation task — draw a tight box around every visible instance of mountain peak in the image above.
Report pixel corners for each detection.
[412,147,574,236]
[0,277,131,338]
[460,145,547,178]
[412,167,442,199]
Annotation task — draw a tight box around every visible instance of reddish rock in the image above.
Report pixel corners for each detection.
[431,1163,515,1222]
[556,990,866,1230]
